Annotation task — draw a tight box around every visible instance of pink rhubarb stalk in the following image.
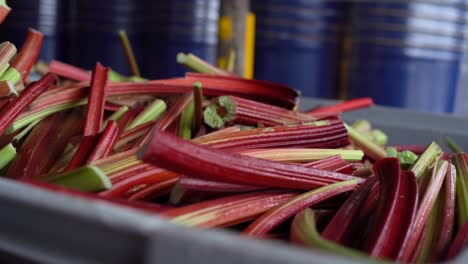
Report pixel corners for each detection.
[243,179,359,236]
[11,28,43,81]
[430,164,457,261]
[48,60,91,81]
[162,191,297,228]
[0,1,10,24]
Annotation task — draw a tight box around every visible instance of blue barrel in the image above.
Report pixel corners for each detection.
[253,0,348,98]
[347,1,468,113]
[141,0,220,79]
[68,0,146,74]
[0,0,69,62]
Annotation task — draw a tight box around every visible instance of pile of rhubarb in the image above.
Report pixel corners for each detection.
[0,7,467,263]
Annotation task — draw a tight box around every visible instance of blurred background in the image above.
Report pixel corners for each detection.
[1,0,467,114]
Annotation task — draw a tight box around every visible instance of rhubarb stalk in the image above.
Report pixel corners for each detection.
[0,0,10,24]
[0,73,55,135]
[87,121,119,162]
[163,191,297,228]
[362,158,418,259]
[397,160,448,262]
[243,179,359,236]
[290,208,366,258]
[83,62,109,136]
[11,28,43,81]
[0,143,15,170]
[126,98,166,130]
[44,165,111,192]
[177,52,232,76]
[345,124,387,161]
[140,129,360,191]
[118,30,140,77]
[452,153,468,227]
[48,60,91,81]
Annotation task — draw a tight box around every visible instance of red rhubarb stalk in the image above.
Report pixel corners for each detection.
[127,177,178,201]
[65,135,99,171]
[205,95,314,128]
[83,62,109,136]
[87,121,119,162]
[169,176,265,205]
[446,222,468,260]
[243,179,359,236]
[162,191,297,228]
[154,92,193,131]
[362,158,418,259]
[321,176,377,245]
[139,129,361,190]
[23,179,172,214]
[0,0,10,24]
[48,60,91,81]
[6,113,66,179]
[307,97,374,116]
[303,155,354,175]
[193,119,349,151]
[0,73,55,135]
[99,168,177,199]
[107,73,298,109]
[11,28,43,81]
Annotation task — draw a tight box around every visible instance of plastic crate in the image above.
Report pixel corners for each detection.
[0,98,467,263]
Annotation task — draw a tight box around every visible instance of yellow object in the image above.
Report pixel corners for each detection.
[219,16,233,41]
[244,12,255,79]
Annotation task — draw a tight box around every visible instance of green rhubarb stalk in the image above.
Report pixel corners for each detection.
[7,99,87,134]
[193,81,203,133]
[179,102,194,140]
[410,142,443,179]
[291,208,367,258]
[446,137,463,154]
[415,191,443,263]
[345,123,387,160]
[13,118,42,142]
[45,165,111,192]
[0,67,20,84]
[177,52,228,75]
[103,105,129,128]
[0,143,16,170]
[0,42,17,76]
[118,30,141,77]
[452,154,468,227]
[126,99,166,130]
[351,120,371,133]
[372,129,388,146]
